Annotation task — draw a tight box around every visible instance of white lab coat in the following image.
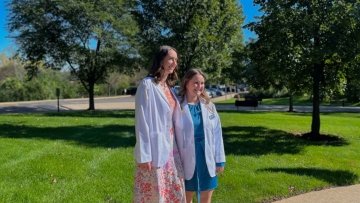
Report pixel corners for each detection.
[174,97,226,180]
[134,77,178,168]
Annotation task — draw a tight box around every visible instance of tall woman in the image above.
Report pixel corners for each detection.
[134,45,185,203]
[174,69,225,203]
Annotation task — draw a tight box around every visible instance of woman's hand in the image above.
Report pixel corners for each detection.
[216,166,224,174]
[138,162,152,171]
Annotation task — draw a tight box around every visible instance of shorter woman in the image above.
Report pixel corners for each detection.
[174,69,225,203]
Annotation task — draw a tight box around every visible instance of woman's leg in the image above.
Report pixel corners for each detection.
[186,191,195,203]
[200,190,214,203]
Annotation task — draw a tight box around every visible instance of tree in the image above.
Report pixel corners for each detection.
[246,16,311,112]
[105,71,130,96]
[134,0,244,80]
[248,0,360,138]
[0,53,26,82]
[0,60,81,102]
[345,57,360,103]
[8,0,139,110]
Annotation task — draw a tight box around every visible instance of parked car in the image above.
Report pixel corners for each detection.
[208,88,225,96]
[205,89,214,98]
[126,87,137,96]
[173,85,180,96]
[206,88,217,98]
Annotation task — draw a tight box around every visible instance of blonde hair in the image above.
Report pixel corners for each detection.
[179,68,211,104]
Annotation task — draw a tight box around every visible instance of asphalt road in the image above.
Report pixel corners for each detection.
[0,95,135,113]
[1,95,360,113]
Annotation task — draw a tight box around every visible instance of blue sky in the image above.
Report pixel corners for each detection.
[239,0,261,41]
[0,0,261,54]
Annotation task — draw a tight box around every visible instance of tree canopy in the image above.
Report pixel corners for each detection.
[8,0,139,110]
[134,0,245,80]
[247,0,360,137]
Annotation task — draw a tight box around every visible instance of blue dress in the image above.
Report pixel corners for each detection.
[185,102,218,191]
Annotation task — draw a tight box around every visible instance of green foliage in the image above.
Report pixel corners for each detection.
[0,54,26,81]
[247,0,360,92]
[0,77,26,101]
[0,52,130,101]
[8,0,139,109]
[134,0,244,80]
[249,86,290,99]
[247,0,360,136]
[0,63,82,102]
[345,55,360,102]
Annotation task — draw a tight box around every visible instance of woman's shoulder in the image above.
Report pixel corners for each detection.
[201,100,217,112]
[139,77,155,87]
[199,97,213,106]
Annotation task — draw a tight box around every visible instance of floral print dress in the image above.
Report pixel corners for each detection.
[134,85,185,203]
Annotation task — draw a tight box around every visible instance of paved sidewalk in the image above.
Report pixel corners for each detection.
[273,184,360,203]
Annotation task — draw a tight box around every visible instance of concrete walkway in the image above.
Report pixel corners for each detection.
[273,184,360,203]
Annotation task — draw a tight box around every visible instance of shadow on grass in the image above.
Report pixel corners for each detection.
[223,126,348,156]
[0,124,135,148]
[258,167,358,185]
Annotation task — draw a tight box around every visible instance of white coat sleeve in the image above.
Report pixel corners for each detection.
[134,81,152,163]
[212,104,226,163]
[173,105,185,178]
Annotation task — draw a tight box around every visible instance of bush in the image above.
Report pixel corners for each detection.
[0,77,26,101]
[249,86,289,99]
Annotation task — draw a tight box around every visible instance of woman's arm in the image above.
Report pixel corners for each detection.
[212,104,226,164]
[134,80,152,167]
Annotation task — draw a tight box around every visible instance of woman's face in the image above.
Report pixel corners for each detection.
[185,73,205,97]
[161,49,178,75]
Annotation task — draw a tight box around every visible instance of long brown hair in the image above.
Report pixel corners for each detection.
[179,69,211,104]
[148,45,178,87]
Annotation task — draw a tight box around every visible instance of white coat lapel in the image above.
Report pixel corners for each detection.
[200,101,209,128]
[182,97,194,127]
[153,81,171,111]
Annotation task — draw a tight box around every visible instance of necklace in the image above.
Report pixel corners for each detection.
[189,102,201,113]
[159,82,168,91]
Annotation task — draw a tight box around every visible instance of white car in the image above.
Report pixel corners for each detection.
[173,85,180,95]
[206,89,216,98]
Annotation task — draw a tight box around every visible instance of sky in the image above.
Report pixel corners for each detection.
[0,0,261,54]
[239,0,261,41]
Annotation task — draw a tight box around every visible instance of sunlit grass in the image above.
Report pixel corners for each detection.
[0,110,359,202]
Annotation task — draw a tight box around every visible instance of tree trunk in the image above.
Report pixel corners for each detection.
[309,16,322,138]
[88,81,95,110]
[288,93,294,112]
[310,62,322,137]
[108,84,111,96]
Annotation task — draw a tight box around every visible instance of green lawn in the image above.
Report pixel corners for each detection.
[216,96,312,105]
[0,110,359,202]
[216,95,360,106]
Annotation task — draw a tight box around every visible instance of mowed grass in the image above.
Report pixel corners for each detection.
[0,111,135,202]
[216,95,360,106]
[216,96,312,105]
[0,110,359,202]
